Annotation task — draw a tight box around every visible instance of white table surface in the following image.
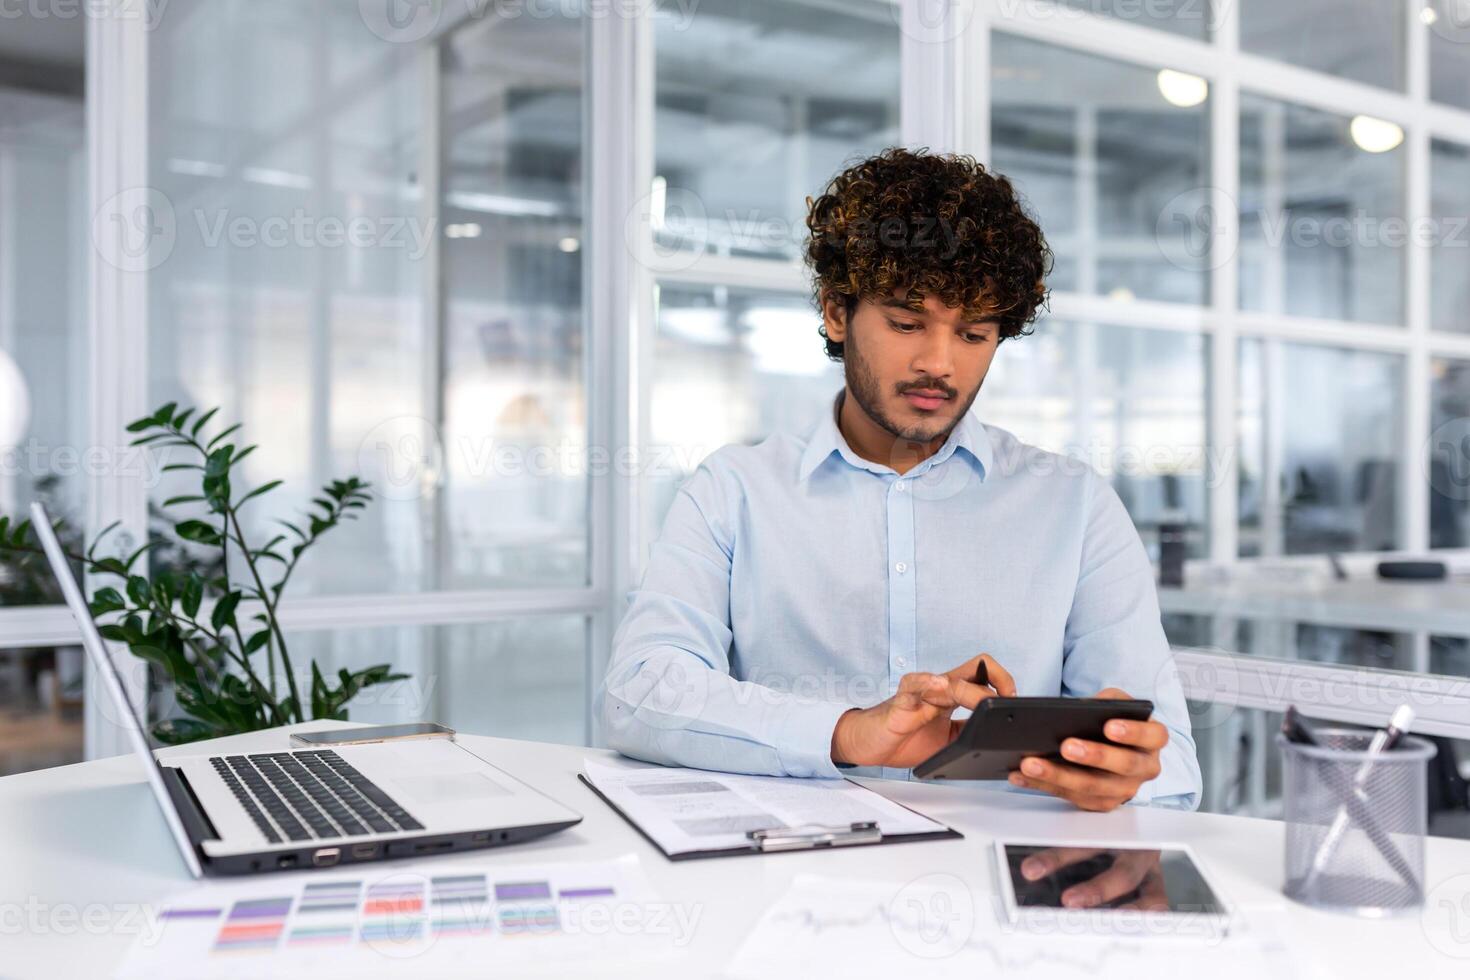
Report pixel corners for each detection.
[3,721,1469,979]
[1159,575,1470,636]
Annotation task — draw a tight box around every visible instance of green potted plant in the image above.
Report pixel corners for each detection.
[0,403,408,744]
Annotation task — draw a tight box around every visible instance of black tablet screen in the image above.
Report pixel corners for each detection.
[1002,843,1224,913]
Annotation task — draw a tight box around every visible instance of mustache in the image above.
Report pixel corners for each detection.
[894,377,958,399]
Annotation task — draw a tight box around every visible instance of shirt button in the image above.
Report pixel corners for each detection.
[896,657,908,668]
[895,562,908,574]
[895,481,908,492]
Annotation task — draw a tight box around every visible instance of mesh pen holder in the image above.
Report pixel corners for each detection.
[1278,730,1437,916]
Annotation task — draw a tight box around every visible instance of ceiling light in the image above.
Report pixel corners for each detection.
[1157,69,1208,108]
[1349,115,1404,153]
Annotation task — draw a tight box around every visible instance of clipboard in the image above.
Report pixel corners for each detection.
[577,771,963,862]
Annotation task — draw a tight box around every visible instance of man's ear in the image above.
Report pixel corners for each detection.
[821,292,849,343]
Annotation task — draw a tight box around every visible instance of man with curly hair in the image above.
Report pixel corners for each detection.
[602,148,1201,812]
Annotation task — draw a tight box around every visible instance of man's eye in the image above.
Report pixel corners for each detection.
[963,333,992,344]
[889,319,920,332]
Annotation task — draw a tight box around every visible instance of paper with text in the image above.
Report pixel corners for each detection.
[582,760,950,856]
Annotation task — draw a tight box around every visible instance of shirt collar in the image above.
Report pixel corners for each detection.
[798,391,993,483]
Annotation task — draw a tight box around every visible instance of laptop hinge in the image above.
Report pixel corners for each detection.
[160,764,221,843]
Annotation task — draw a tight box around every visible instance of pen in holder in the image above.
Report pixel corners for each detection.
[1278,729,1436,916]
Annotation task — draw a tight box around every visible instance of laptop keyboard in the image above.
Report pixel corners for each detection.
[208,750,424,844]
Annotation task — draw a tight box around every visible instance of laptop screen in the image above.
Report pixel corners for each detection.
[30,502,204,876]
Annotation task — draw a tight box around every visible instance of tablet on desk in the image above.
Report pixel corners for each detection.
[913,696,1154,781]
[994,840,1233,938]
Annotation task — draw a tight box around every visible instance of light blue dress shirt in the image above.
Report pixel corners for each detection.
[601,393,1202,808]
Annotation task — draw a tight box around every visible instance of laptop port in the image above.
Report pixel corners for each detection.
[471,832,491,843]
[351,843,377,860]
[277,854,298,869]
[312,847,341,867]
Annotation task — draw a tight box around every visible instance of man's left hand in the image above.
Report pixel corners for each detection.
[1007,688,1168,812]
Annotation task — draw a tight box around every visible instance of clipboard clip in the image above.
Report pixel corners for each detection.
[747,820,882,852]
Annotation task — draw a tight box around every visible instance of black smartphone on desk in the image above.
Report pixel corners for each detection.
[913,697,1153,781]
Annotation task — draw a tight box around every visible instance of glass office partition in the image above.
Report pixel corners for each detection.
[1238,339,1404,556]
[1240,0,1405,90]
[653,0,901,263]
[0,86,87,606]
[648,284,842,531]
[145,1,588,595]
[1055,0,1211,38]
[1239,94,1406,326]
[1431,357,1470,549]
[0,20,88,776]
[1431,139,1470,334]
[979,319,1211,559]
[1430,7,1470,110]
[287,616,589,746]
[991,33,1211,306]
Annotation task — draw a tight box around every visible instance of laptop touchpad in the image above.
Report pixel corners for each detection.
[394,772,512,802]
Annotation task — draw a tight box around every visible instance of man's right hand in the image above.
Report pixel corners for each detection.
[830,654,1015,768]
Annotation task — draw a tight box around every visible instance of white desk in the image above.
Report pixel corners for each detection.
[1159,575,1470,637]
[3,721,1468,978]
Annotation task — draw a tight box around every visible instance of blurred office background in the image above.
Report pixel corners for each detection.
[1,0,1467,835]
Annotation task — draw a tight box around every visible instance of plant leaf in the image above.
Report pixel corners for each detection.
[162,495,205,507]
[88,587,126,616]
[174,520,222,546]
[235,480,282,509]
[85,521,122,560]
[211,591,242,632]
[181,575,203,618]
[206,424,242,451]
[124,542,158,571]
[126,575,151,607]
[204,446,232,477]
[191,407,219,438]
[129,432,175,447]
[91,557,129,579]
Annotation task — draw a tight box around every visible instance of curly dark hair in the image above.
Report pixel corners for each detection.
[804,147,1052,360]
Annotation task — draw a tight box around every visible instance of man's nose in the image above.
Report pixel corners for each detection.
[912,329,956,379]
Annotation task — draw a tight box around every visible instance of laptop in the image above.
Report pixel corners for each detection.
[31,502,582,877]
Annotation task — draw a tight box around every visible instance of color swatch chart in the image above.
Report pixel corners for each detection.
[121,855,674,979]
